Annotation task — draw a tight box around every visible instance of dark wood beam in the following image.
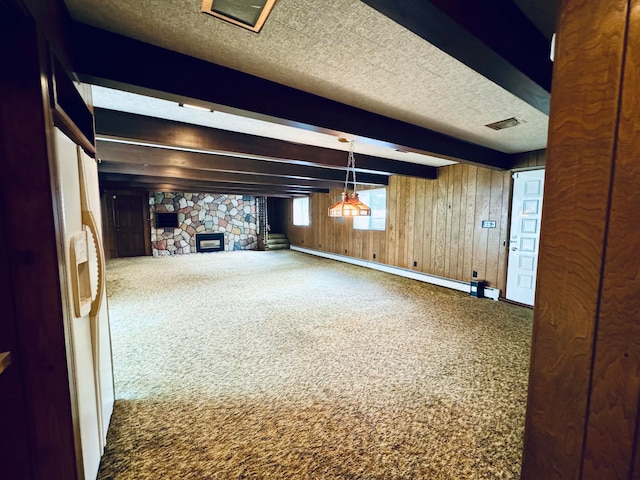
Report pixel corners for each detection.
[95,109,434,179]
[98,161,352,190]
[72,24,510,169]
[98,173,327,196]
[361,0,552,114]
[95,140,389,186]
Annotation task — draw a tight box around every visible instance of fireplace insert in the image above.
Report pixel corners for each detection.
[196,232,225,253]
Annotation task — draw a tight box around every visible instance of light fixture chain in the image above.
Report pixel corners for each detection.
[349,140,358,193]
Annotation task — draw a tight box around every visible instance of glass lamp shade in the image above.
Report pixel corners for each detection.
[328,191,371,217]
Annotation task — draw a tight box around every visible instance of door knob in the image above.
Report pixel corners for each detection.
[0,351,12,375]
[511,247,518,251]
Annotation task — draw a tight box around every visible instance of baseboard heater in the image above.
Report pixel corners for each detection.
[290,246,500,301]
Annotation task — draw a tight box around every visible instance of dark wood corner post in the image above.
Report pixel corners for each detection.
[522,0,640,479]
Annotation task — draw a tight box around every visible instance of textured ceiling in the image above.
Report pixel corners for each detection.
[65,0,550,158]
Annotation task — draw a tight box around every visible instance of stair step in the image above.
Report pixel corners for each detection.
[268,238,290,245]
[268,243,290,250]
[268,233,287,239]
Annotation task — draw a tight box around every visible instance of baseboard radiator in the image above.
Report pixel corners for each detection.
[290,246,501,301]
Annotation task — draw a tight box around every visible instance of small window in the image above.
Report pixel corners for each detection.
[293,197,310,226]
[353,188,386,231]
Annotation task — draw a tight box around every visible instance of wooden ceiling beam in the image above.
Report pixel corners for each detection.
[361,0,553,114]
[72,23,510,169]
[98,173,326,197]
[98,161,354,190]
[95,140,389,186]
[95,109,436,179]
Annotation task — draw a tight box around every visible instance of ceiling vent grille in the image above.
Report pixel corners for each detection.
[201,0,276,33]
[485,117,523,130]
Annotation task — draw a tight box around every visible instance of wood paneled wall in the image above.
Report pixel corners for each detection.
[285,163,512,292]
[509,149,546,170]
[522,0,640,478]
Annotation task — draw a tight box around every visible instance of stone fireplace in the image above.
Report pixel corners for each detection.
[150,192,258,256]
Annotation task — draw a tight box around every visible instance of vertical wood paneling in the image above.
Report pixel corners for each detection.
[496,172,512,293]
[421,178,434,273]
[462,166,478,280]
[405,177,416,269]
[472,167,492,281]
[396,176,407,268]
[285,163,510,292]
[386,176,399,266]
[581,1,640,477]
[448,165,463,279]
[521,0,629,478]
[485,170,504,286]
[456,165,468,280]
[434,168,448,276]
[413,178,426,271]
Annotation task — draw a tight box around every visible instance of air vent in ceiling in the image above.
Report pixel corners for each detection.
[201,0,276,33]
[485,117,523,130]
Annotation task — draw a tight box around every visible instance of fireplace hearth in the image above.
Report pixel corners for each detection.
[196,232,225,253]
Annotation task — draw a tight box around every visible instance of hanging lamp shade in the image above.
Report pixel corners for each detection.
[328,192,371,217]
[328,139,371,217]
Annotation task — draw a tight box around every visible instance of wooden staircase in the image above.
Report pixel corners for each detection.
[267,233,290,250]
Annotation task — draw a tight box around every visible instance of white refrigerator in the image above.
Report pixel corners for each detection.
[52,126,114,479]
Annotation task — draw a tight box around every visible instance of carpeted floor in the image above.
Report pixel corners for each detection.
[98,250,533,479]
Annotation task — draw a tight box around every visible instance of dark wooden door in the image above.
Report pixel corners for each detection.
[113,193,147,257]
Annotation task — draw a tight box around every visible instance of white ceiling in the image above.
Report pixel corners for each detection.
[66,0,550,165]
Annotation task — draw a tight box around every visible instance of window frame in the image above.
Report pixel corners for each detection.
[292,196,310,226]
[353,187,386,231]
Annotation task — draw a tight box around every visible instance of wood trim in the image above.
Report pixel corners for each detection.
[0,11,79,479]
[95,140,390,187]
[581,0,640,476]
[521,0,631,478]
[72,24,510,168]
[285,164,511,291]
[361,0,552,113]
[94,109,437,180]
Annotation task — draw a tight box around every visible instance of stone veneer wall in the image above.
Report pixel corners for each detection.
[150,192,258,256]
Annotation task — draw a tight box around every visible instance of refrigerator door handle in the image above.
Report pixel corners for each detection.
[82,209,105,317]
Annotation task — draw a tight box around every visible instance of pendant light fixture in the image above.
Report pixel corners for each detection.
[328,139,371,217]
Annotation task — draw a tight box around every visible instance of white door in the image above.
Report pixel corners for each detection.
[506,169,545,306]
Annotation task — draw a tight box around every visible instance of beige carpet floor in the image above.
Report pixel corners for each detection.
[98,250,533,479]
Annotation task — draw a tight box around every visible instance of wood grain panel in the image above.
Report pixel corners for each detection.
[434,168,448,277]
[405,177,416,269]
[413,178,426,271]
[462,166,478,281]
[447,165,462,279]
[422,178,435,274]
[285,163,510,291]
[582,1,640,477]
[471,167,492,281]
[496,172,512,294]
[521,0,629,478]
[485,170,505,287]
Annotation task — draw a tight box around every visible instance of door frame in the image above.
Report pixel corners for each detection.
[102,190,151,258]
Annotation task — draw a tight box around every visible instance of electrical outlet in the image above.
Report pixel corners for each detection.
[373,253,376,259]
[413,261,418,267]
[472,270,478,278]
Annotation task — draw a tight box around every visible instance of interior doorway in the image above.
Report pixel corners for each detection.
[506,169,545,306]
[102,191,150,258]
